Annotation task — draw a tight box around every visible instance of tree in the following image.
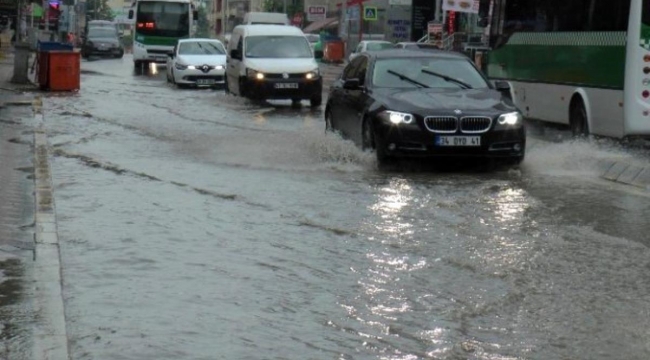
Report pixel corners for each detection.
[86,0,115,21]
[196,6,210,38]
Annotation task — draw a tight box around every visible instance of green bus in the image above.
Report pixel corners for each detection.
[128,0,198,68]
[486,0,650,138]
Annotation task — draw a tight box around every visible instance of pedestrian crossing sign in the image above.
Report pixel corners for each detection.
[363,6,377,21]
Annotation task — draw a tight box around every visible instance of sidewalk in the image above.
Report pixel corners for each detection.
[0,40,37,360]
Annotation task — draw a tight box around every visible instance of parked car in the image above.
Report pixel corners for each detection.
[395,42,441,50]
[348,40,393,62]
[226,24,322,107]
[166,38,227,88]
[81,27,124,59]
[325,50,526,165]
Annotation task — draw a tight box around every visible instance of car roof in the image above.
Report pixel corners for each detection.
[364,49,469,60]
[362,40,391,44]
[235,24,305,36]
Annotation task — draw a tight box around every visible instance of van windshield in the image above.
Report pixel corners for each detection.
[245,36,312,58]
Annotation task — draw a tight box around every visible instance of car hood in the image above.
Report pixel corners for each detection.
[177,54,226,66]
[89,37,119,44]
[244,58,318,73]
[373,87,517,116]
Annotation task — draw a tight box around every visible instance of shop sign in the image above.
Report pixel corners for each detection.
[442,0,479,14]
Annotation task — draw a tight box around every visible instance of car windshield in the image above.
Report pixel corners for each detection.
[373,57,489,89]
[245,35,313,58]
[367,42,393,51]
[88,28,117,39]
[179,41,225,55]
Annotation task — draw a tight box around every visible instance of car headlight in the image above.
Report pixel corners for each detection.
[247,68,264,80]
[381,110,414,125]
[497,112,522,126]
[305,69,319,80]
[187,65,196,70]
[215,65,225,70]
[175,63,188,70]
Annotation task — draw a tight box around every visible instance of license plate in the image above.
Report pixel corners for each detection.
[435,136,481,146]
[275,83,298,89]
[196,79,216,85]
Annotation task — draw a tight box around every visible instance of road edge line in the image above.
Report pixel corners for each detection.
[31,97,71,360]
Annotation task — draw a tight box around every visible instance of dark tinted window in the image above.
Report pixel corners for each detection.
[503,0,630,32]
[644,0,650,26]
[343,56,364,80]
[372,57,489,89]
[136,1,189,37]
[351,57,368,85]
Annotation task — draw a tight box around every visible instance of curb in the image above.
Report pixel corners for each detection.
[596,159,650,190]
[31,97,71,360]
[527,137,650,191]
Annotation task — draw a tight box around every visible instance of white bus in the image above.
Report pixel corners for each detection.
[486,0,650,138]
[128,0,198,68]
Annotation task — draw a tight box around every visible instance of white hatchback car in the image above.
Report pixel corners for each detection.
[166,38,227,88]
[348,40,393,62]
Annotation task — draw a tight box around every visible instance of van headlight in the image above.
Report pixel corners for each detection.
[380,110,414,125]
[247,68,264,80]
[497,112,522,126]
[305,69,319,80]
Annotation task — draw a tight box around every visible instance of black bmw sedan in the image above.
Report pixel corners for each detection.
[324,49,525,165]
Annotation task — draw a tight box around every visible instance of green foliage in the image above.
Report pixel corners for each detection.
[86,0,115,21]
[196,6,210,38]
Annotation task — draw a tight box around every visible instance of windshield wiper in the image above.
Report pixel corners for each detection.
[421,69,472,89]
[387,70,429,88]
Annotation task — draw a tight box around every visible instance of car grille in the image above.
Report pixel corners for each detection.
[147,49,171,55]
[264,73,306,80]
[460,117,492,133]
[184,75,224,81]
[424,116,457,133]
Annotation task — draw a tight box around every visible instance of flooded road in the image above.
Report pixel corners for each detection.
[41,56,650,360]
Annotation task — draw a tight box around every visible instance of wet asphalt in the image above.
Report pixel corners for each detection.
[33,54,650,360]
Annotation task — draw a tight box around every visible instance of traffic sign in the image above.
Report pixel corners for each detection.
[363,6,377,21]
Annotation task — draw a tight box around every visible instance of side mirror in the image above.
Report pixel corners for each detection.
[128,9,134,19]
[343,78,361,90]
[230,49,241,59]
[494,80,510,92]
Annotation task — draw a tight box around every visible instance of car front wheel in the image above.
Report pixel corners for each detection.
[362,119,389,164]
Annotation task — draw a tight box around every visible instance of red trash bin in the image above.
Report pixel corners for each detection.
[45,50,80,91]
[323,41,345,64]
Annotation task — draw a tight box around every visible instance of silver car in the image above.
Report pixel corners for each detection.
[166,39,227,88]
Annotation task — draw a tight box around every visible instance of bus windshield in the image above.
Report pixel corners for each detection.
[136,1,190,38]
[245,36,312,58]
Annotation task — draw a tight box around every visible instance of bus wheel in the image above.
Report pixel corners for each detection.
[570,98,589,137]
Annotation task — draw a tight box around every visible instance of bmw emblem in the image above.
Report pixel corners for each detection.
[454,109,462,115]
[282,73,289,79]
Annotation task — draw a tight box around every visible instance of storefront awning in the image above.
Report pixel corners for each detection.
[303,17,338,33]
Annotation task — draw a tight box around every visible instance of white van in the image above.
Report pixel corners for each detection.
[243,12,290,25]
[226,25,322,107]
